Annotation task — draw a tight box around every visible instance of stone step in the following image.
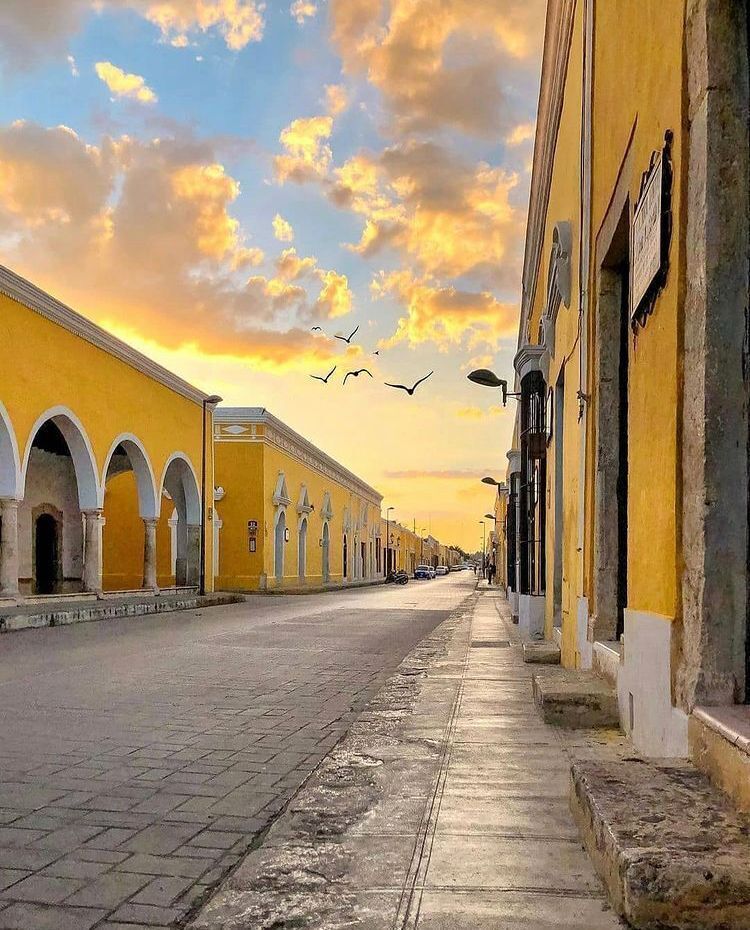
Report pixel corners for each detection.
[522,641,561,664]
[532,669,619,728]
[571,758,750,929]
[690,705,750,814]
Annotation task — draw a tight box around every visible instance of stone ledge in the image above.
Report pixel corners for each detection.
[522,641,561,664]
[0,592,244,633]
[532,670,619,728]
[690,706,750,814]
[570,758,750,929]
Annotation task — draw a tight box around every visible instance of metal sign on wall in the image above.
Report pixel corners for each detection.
[630,130,673,329]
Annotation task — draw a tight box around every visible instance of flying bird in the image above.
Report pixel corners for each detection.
[311,326,323,332]
[384,371,434,396]
[343,368,373,385]
[373,350,380,356]
[310,366,336,384]
[334,324,359,345]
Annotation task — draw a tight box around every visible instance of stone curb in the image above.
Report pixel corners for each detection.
[0,592,245,633]
[187,590,477,929]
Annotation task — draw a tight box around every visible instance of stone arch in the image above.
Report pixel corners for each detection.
[322,520,330,583]
[101,434,158,519]
[22,406,99,510]
[274,507,286,582]
[0,401,21,500]
[160,453,201,587]
[298,515,308,581]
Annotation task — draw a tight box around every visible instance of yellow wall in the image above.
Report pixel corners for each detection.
[102,471,144,591]
[587,0,684,620]
[215,423,381,591]
[0,287,214,592]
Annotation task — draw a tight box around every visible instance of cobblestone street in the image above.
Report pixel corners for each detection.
[0,577,474,929]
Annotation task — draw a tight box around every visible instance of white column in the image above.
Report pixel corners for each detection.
[82,508,104,594]
[186,523,200,588]
[0,499,20,597]
[142,518,158,592]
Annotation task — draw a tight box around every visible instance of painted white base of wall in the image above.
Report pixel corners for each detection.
[576,596,592,669]
[552,625,562,648]
[617,608,688,758]
[518,594,545,639]
[508,587,519,619]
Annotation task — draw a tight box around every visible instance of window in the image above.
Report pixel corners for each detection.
[519,369,547,596]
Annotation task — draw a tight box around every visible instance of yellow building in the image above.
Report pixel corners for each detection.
[494,0,750,762]
[214,408,382,591]
[0,266,215,600]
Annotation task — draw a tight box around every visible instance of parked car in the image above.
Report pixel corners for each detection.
[428,566,437,579]
[414,564,432,579]
[435,565,449,576]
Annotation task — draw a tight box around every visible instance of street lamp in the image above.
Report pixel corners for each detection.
[385,506,394,576]
[479,519,486,578]
[467,369,520,406]
[482,476,501,486]
[200,394,223,597]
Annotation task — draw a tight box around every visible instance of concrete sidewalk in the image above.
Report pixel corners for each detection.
[192,586,625,929]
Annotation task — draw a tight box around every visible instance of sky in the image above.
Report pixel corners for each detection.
[0,0,544,552]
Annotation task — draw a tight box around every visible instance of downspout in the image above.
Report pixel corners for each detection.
[577,0,593,607]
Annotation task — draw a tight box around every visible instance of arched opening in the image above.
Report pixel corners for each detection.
[322,521,330,583]
[102,438,157,592]
[275,509,286,582]
[160,455,200,589]
[34,511,60,594]
[298,516,307,582]
[21,412,99,595]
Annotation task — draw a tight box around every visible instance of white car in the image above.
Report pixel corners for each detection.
[428,566,436,579]
[435,566,449,576]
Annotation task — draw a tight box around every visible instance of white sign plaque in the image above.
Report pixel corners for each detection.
[631,154,663,317]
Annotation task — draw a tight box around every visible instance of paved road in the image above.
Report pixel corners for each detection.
[0,574,475,929]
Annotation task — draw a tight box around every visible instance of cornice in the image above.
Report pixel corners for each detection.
[514,343,547,380]
[518,0,577,361]
[216,407,382,505]
[0,265,209,406]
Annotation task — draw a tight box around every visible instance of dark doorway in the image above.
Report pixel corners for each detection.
[343,535,348,579]
[594,205,630,641]
[35,513,59,594]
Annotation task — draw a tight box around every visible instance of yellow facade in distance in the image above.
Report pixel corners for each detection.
[214,408,382,591]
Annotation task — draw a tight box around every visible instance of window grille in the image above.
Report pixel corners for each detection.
[519,369,547,596]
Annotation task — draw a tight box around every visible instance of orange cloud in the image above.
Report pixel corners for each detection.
[290,0,317,24]
[372,269,517,351]
[95,61,157,103]
[274,115,333,183]
[272,213,294,242]
[0,120,349,369]
[325,83,348,117]
[315,270,352,319]
[0,1,266,67]
[330,141,524,287]
[329,0,544,136]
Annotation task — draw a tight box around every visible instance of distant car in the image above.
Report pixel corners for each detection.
[414,564,432,579]
[428,566,437,579]
[435,566,449,576]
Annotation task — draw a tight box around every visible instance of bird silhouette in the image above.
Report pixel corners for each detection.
[373,350,380,356]
[311,326,323,332]
[334,324,359,345]
[343,368,373,385]
[384,371,434,396]
[310,366,336,384]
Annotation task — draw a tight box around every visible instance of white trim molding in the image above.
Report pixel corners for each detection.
[0,265,209,407]
[514,344,547,381]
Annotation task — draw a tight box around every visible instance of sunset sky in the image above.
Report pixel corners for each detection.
[0,0,544,552]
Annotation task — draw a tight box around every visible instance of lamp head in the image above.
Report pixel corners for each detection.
[205,394,223,406]
[481,476,499,486]
[484,513,495,520]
